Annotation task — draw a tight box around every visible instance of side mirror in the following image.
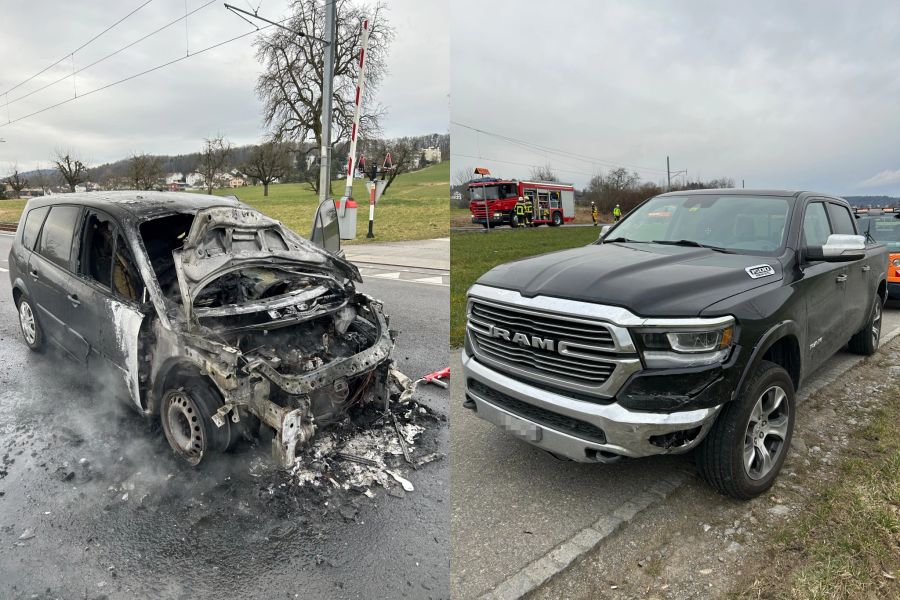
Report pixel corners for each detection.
[310,198,341,255]
[599,224,612,239]
[805,234,866,262]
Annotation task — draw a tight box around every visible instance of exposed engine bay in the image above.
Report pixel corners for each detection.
[134,206,411,467]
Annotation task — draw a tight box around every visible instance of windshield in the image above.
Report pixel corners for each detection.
[470,185,499,202]
[607,194,791,254]
[857,215,900,251]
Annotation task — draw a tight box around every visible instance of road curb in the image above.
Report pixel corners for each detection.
[478,322,900,600]
[479,470,691,600]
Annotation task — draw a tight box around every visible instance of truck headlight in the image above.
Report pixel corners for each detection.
[636,320,735,369]
[893,258,900,268]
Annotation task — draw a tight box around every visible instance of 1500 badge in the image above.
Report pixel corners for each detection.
[745,264,776,279]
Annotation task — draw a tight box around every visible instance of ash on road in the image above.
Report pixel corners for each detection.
[0,233,450,600]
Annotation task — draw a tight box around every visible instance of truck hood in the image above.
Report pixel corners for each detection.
[173,207,361,313]
[475,242,784,316]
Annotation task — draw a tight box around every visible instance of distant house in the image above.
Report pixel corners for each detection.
[423,146,442,163]
[451,190,463,201]
[185,172,205,187]
[165,172,184,185]
[228,176,246,188]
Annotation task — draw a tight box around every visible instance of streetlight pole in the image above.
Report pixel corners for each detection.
[318,0,336,204]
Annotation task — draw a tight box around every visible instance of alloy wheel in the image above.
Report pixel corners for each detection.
[743,385,790,480]
[872,299,882,348]
[19,301,36,345]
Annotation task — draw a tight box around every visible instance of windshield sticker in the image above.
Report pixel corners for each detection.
[745,264,776,279]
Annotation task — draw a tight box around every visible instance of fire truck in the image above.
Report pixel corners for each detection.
[468,170,576,228]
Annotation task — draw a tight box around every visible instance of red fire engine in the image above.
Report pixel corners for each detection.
[468,169,576,228]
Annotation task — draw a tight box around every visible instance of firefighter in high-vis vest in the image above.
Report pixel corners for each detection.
[613,204,622,222]
[514,197,526,227]
[591,202,598,226]
[523,195,534,226]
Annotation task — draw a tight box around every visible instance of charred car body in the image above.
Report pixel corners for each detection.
[9,192,404,466]
[462,190,888,499]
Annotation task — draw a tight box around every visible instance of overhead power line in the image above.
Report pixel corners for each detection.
[0,19,286,129]
[451,121,670,176]
[6,0,218,108]
[1,0,155,97]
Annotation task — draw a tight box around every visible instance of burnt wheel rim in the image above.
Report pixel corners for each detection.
[743,385,790,481]
[871,299,882,347]
[163,392,205,464]
[19,301,36,345]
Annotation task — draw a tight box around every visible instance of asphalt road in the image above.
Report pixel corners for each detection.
[450,300,900,599]
[0,232,450,600]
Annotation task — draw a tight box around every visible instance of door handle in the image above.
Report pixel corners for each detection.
[29,269,39,280]
[861,265,871,272]
[836,274,848,283]
[66,293,81,307]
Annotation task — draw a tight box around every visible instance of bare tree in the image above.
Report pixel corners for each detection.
[53,149,89,192]
[254,0,394,193]
[373,138,418,195]
[197,136,232,194]
[128,153,163,190]
[242,141,293,197]
[529,163,560,182]
[4,165,28,198]
[30,164,50,194]
[453,166,474,189]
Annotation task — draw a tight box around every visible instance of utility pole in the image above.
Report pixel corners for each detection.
[666,155,686,191]
[318,0,336,204]
[742,179,745,189]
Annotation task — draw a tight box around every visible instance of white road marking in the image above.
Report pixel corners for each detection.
[0,267,8,272]
[410,276,446,286]
[369,272,401,280]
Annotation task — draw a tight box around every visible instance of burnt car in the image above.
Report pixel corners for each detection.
[8,192,406,466]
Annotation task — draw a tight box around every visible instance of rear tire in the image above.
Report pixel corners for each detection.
[551,212,563,226]
[160,379,232,466]
[697,360,795,500]
[848,293,882,356]
[510,214,520,228]
[16,294,44,352]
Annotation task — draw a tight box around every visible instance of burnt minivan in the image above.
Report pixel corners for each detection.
[8,192,405,466]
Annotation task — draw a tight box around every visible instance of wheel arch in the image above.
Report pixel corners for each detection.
[734,321,802,401]
[148,358,222,415]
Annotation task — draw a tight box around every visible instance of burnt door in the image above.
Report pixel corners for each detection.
[72,210,147,409]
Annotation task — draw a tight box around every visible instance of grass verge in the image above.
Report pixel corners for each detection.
[449,226,601,346]
[735,381,900,599]
[0,161,449,244]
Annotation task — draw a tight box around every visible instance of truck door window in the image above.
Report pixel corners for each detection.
[803,202,832,246]
[827,204,857,236]
[37,205,81,270]
[113,235,145,302]
[21,206,50,251]
[80,212,115,289]
[550,191,560,208]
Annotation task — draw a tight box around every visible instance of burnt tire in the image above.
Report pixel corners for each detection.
[696,360,795,500]
[848,293,882,356]
[16,294,44,352]
[160,379,232,466]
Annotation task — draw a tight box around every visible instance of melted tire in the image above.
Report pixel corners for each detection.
[696,360,795,500]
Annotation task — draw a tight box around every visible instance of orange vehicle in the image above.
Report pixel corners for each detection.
[856,208,900,298]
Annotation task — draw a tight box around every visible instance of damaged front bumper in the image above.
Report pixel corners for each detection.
[462,348,722,462]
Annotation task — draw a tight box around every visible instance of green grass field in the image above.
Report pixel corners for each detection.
[0,161,449,243]
[450,226,601,346]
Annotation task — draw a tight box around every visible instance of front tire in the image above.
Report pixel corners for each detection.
[697,360,795,500]
[160,379,232,466]
[17,294,44,352]
[848,293,882,356]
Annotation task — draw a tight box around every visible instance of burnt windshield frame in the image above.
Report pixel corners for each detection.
[602,194,793,257]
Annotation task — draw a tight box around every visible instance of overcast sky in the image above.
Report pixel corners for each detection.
[451,0,900,196]
[0,0,448,172]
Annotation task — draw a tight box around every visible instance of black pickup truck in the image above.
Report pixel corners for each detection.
[462,190,888,499]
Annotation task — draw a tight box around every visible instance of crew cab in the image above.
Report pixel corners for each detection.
[9,192,405,467]
[462,190,888,499]
[855,209,900,299]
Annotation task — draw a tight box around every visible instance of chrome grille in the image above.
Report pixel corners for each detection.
[467,298,620,390]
